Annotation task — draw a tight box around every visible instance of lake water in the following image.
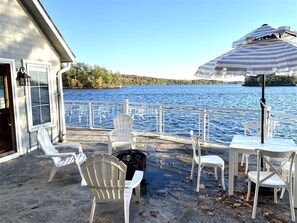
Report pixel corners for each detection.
[64,84,297,143]
[64,84,297,113]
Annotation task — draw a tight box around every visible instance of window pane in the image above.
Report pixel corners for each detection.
[39,71,48,86]
[31,87,40,106]
[41,106,51,123]
[40,87,49,104]
[32,107,41,126]
[29,71,39,86]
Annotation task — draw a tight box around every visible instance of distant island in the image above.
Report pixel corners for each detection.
[62,62,296,88]
[243,74,297,86]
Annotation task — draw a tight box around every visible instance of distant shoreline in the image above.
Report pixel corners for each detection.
[64,81,297,89]
[243,84,297,87]
[63,82,240,90]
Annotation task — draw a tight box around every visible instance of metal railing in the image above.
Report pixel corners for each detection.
[64,99,297,144]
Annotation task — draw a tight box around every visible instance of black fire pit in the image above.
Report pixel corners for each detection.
[113,149,147,180]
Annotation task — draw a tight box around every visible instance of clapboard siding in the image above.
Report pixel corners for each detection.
[0,0,64,155]
[0,0,60,64]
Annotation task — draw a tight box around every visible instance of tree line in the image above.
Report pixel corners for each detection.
[62,62,297,88]
[62,62,222,88]
[243,74,297,86]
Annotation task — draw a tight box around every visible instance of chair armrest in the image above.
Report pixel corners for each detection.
[131,131,138,137]
[54,143,83,153]
[46,152,76,158]
[107,130,115,136]
[107,130,115,140]
[125,170,143,189]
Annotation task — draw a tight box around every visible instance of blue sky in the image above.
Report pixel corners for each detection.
[40,0,297,79]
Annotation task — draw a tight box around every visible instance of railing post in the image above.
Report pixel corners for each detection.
[201,108,207,144]
[158,105,163,135]
[265,106,271,137]
[88,102,93,129]
[123,99,129,114]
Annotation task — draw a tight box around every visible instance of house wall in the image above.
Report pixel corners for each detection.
[0,0,62,154]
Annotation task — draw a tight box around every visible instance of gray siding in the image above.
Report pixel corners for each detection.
[0,0,60,64]
[0,0,62,154]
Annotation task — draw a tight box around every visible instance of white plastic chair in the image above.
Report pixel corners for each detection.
[246,149,295,221]
[280,160,295,199]
[241,123,261,174]
[37,127,87,186]
[107,114,137,154]
[189,130,225,192]
[241,122,276,174]
[81,153,143,223]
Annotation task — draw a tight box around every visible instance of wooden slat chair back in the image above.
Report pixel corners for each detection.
[82,154,127,202]
[113,114,133,142]
[81,153,143,223]
[38,127,62,164]
[107,114,137,154]
[37,127,87,185]
[246,149,295,221]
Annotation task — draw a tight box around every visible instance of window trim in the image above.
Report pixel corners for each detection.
[24,60,54,132]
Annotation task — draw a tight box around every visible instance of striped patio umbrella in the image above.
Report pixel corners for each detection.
[232,24,296,47]
[195,25,297,143]
[197,38,297,79]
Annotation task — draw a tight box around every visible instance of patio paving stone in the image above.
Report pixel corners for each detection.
[0,128,294,222]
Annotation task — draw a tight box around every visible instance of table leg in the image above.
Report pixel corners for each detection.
[234,151,238,176]
[228,149,234,196]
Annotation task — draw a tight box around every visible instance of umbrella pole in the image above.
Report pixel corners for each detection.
[260,75,266,144]
[260,75,266,170]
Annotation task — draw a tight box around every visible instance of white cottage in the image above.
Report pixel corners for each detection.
[0,0,75,162]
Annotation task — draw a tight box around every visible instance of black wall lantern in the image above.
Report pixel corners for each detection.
[16,66,31,86]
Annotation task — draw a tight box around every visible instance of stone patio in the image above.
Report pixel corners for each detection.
[0,128,294,222]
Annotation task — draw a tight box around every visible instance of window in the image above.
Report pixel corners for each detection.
[26,63,53,131]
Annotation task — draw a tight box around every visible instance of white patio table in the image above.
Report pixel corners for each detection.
[228,135,297,207]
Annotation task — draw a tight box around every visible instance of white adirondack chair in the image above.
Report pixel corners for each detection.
[107,114,137,154]
[81,153,143,223]
[189,130,225,192]
[246,149,295,221]
[37,127,87,186]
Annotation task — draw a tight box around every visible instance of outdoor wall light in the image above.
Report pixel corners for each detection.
[16,66,31,86]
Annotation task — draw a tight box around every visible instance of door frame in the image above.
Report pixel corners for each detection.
[0,58,22,163]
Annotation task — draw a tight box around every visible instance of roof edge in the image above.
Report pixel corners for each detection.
[18,0,76,62]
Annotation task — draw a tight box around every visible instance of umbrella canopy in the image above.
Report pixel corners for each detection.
[195,25,297,143]
[196,38,297,79]
[232,24,296,47]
